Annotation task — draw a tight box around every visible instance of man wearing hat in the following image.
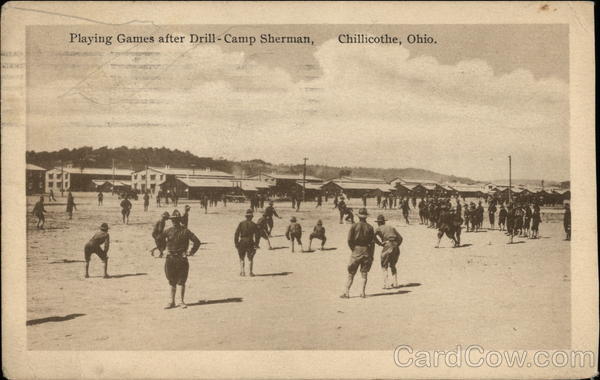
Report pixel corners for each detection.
[263,201,281,236]
[285,216,304,253]
[563,203,571,241]
[374,215,403,289]
[234,209,260,276]
[151,211,170,257]
[256,211,273,250]
[181,205,191,228]
[84,223,110,278]
[308,219,327,251]
[341,208,375,298]
[120,195,132,224]
[158,209,201,309]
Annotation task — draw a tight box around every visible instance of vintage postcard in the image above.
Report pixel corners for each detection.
[1,1,597,379]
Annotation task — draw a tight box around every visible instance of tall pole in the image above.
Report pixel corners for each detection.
[508,155,512,204]
[302,157,308,201]
[112,159,115,194]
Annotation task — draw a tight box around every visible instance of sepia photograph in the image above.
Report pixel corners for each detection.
[2,2,597,379]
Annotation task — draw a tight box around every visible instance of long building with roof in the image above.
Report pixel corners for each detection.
[45,166,132,192]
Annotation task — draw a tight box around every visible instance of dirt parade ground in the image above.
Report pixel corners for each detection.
[26,192,570,351]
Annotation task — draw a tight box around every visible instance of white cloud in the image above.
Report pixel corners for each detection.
[28,39,569,181]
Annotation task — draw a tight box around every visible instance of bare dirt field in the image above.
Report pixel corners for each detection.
[26,193,570,350]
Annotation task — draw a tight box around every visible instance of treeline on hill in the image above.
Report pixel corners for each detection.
[26,146,476,183]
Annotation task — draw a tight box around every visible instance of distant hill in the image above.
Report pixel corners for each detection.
[26,146,476,184]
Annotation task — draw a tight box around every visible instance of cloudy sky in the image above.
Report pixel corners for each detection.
[27,24,569,181]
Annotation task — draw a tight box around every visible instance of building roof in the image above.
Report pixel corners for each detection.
[324,180,388,191]
[294,181,324,190]
[400,178,439,185]
[26,163,46,171]
[50,167,132,176]
[237,180,272,192]
[145,166,234,178]
[92,179,132,186]
[449,185,484,193]
[338,176,387,184]
[256,173,322,181]
[177,177,235,188]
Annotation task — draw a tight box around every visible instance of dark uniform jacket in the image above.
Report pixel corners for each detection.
[234,220,259,246]
[159,225,201,255]
[347,221,375,250]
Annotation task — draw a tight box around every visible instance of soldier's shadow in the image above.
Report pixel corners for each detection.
[367,290,411,297]
[187,297,243,307]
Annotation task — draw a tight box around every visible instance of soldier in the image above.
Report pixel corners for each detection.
[336,198,347,224]
[344,207,355,224]
[32,196,47,229]
[66,191,76,220]
[295,195,302,212]
[361,194,367,207]
[202,194,209,214]
[264,201,281,236]
[143,191,150,211]
[285,216,304,253]
[522,203,532,237]
[256,212,273,250]
[291,194,296,210]
[156,190,162,207]
[181,205,191,228]
[48,189,56,202]
[488,200,496,230]
[172,192,178,207]
[158,209,201,309]
[374,215,403,289]
[97,191,104,206]
[234,209,260,277]
[316,193,323,208]
[120,196,132,224]
[498,204,507,231]
[84,223,110,279]
[400,198,410,224]
[151,211,170,257]
[333,195,339,209]
[476,201,484,231]
[531,203,541,239]
[376,194,381,208]
[563,203,571,240]
[418,199,426,224]
[308,219,327,251]
[341,208,375,299]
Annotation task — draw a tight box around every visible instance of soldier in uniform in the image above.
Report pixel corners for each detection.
[522,203,532,237]
[264,201,281,236]
[66,191,76,220]
[563,203,571,241]
[151,211,170,257]
[256,212,273,250]
[341,208,375,299]
[498,203,507,231]
[234,209,260,276]
[316,193,323,208]
[361,194,367,207]
[374,215,403,289]
[158,209,201,309]
[308,219,327,251]
[98,191,104,206]
[84,223,110,279]
[143,191,150,211]
[400,198,410,224]
[32,196,47,229]
[285,216,304,252]
[336,198,347,224]
[48,189,56,202]
[181,205,191,228]
[531,203,541,239]
[488,201,497,230]
[156,190,162,207]
[120,196,132,224]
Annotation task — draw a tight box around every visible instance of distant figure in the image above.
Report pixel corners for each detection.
[400,198,410,224]
[531,204,541,239]
[181,205,191,228]
[84,223,110,279]
[258,194,264,209]
[143,192,150,211]
[164,190,170,205]
[291,195,296,210]
[362,194,367,207]
[32,196,46,229]
[563,203,571,241]
[234,209,260,277]
[202,194,209,214]
[316,194,323,208]
[151,212,170,258]
[156,191,162,207]
[333,195,339,209]
[97,191,104,206]
[341,208,375,299]
[498,204,507,231]
[223,195,228,208]
[336,198,347,224]
[66,191,76,219]
[308,219,326,251]
[158,209,201,309]
[285,216,304,253]
[120,196,132,224]
[488,201,497,229]
[374,214,403,289]
[522,204,532,237]
[48,189,56,202]
[172,192,178,207]
[296,196,302,212]
[376,194,381,208]
[264,201,281,236]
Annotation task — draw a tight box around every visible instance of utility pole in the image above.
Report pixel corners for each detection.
[112,159,115,195]
[508,155,512,204]
[302,157,308,201]
[60,160,64,196]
